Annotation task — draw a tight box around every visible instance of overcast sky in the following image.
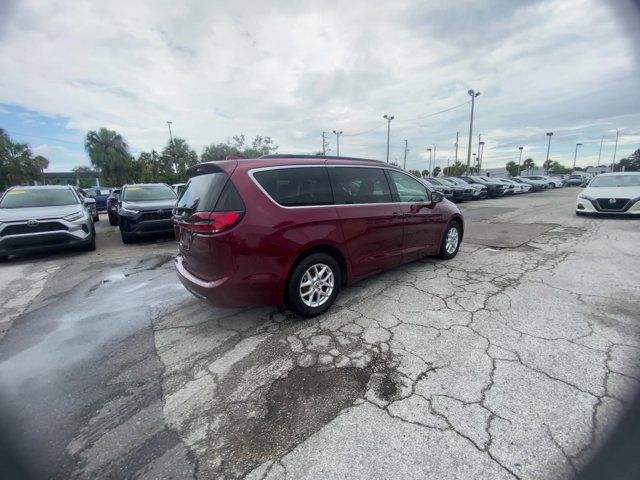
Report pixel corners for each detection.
[1,0,639,172]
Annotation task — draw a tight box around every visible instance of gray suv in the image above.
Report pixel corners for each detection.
[0,185,96,261]
[118,183,177,243]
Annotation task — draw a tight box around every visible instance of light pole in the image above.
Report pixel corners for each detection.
[478,141,485,174]
[466,89,480,174]
[333,130,343,156]
[403,140,409,170]
[455,132,459,164]
[517,146,524,175]
[544,132,553,173]
[612,129,619,172]
[573,143,583,170]
[597,136,604,165]
[432,144,437,176]
[427,148,432,176]
[166,121,175,169]
[383,114,394,163]
[472,153,477,173]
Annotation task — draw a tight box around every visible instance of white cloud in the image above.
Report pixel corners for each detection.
[0,0,638,171]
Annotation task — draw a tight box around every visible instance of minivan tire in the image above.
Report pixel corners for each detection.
[438,221,461,260]
[286,253,341,317]
[108,213,118,226]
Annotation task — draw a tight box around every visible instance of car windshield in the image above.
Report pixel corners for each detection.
[123,185,177,201]
[438,179,456,186]
[422,178,442,186]
[589,175,640,187]
[0,188,78,208]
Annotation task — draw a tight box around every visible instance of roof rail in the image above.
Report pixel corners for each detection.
[258,154,386,164]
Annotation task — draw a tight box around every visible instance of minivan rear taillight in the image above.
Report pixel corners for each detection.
[176,212,242,234]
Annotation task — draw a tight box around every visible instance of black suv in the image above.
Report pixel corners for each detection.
[458,176,506,198]
[118,184,177,243]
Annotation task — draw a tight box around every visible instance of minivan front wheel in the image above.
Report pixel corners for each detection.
[438,222,461,260]
[287,253,341,317]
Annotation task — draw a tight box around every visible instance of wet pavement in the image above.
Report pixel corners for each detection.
[0,189,639,479]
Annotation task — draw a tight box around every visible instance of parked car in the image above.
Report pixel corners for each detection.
[418,177,455,201]
[443,177,488,199]
[0,185,96,261]
[575,172,640,216]
[83,187,114,210]
[512,177,548,191]
[498,178,531,193]
[174,155,464,317]
[566,174,588,186]
[118,184,178,243]
[107,188,121,225]
[75,188,99,221]
[423,178,474,202]
[520,175,563,189]
[458,176,506,198]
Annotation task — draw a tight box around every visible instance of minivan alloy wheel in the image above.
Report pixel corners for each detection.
[299,263,334,307]
[445,227,459,255]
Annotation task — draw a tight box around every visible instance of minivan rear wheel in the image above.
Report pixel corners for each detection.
[287,253,341,317]
[438,222,461,260]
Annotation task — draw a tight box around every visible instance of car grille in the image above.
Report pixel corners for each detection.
[1,221,69,236]
[139,209,174,221]
[595,198,629,211]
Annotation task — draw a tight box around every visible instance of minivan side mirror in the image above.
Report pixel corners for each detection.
[431,191,443,204]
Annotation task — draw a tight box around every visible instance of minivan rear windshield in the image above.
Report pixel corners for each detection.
[177,172,230,212]
[0,188,78,208]
[123,185,177,202]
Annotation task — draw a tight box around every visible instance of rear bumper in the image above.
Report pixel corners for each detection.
[175,254,281,308]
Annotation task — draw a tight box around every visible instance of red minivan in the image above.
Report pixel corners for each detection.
[173,155,464,317]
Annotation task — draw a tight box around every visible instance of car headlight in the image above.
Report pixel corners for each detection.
[578,193,593,200]
[64,210,85,222]
[119,207,139,216]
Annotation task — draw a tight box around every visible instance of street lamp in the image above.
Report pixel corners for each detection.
[472,153,477,173]
[545,132,554,173]
[432,144,437,176]
[332,130,343,156]
[478,141,485,174]
[466,89,480,174]
[383,114,395,163]
[573,143,583,170]
[518,146,524,175]
[427,148,432,176]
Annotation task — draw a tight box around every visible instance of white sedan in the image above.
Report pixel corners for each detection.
[576,172,640,216]
[498,178,531,193]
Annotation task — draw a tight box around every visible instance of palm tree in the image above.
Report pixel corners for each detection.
[84,128,131,187]
[522,158,535,175]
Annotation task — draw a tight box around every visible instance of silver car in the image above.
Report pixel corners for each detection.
[0,185,96,261]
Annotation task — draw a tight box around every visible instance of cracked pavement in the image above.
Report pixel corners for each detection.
[0,188,638,479]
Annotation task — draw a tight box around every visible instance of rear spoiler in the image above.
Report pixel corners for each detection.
[186,159,238,178]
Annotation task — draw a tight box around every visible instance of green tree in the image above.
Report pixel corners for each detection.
[442,161,466,176]
[162,137,198,181]
[432,166,441,177]
[505,161,519,177]
[84,128,132,186]
[421,169,429,177]
[617,149,640,171]
[548,161,571,174]
[202,134,278,161]
[201,143,242,162]
[409,169,422,178]
[522,158,536,174]
[0,128,50,189]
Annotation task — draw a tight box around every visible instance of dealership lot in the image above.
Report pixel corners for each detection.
[1,187,639,479]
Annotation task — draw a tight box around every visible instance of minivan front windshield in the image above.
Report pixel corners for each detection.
[0,188,78,208]
[123,185,177,202]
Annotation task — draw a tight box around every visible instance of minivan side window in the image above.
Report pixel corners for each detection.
[253,167,333,206]
[329,167,393,204]
[388,170,430,203]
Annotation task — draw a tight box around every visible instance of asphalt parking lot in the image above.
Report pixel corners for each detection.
[1,187,639,479]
